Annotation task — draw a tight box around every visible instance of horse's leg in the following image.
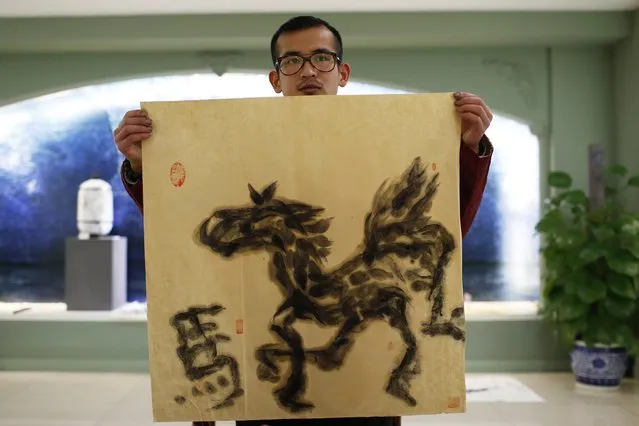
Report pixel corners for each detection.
[255,342,291,383]
[307,313,364,371]
[254,301,298,384]
[268,306,314,413]
[383,290,419,407]
[305,287,369,372]
[419,245,465,341]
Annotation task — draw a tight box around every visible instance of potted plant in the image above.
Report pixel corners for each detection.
[535,164,639,390]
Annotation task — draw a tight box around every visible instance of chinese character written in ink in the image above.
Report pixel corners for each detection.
[170,304,233,380]
[170,304,244,410]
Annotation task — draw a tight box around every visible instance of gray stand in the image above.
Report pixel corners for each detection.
[65,236,128,311]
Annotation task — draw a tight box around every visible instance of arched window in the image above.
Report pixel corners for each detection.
[464,115,541,301]
[0,72,539,304]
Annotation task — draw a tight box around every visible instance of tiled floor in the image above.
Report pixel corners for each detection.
[0,372,636,425]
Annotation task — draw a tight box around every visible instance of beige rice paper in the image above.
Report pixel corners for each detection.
[141,93,467,422]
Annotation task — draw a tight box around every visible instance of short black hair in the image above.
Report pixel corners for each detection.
[270,15,343,66]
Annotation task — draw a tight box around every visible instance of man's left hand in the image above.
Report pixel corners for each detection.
[454,92,493,153]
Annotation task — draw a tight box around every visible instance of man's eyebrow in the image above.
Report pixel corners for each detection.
[279,48,335,58]
[312,48,334,54]
[279,50,300,58]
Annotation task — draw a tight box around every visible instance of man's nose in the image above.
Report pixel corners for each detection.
[300,60,317,77]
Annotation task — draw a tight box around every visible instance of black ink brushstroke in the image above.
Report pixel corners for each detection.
[195,157,465,413]
[170,304,244,410]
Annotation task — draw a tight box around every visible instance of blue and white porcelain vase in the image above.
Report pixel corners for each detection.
[570,340,628,390]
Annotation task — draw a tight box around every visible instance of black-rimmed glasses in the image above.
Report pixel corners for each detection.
[276,52,341,76]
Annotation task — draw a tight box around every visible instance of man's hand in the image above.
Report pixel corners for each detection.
[113,109,153,173]
[454,92,493,153]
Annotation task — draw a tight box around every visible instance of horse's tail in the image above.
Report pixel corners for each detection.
[363,157,441,260]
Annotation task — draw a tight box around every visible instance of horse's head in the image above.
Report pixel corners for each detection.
[197,182,332,258]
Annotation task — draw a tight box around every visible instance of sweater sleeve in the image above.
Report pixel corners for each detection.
[458,135,493,239]
[120,159,144,214]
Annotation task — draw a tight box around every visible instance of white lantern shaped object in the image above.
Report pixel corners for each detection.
[77,177,114,238]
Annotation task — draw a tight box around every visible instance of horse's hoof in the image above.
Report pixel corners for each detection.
[283,400,315,413]
[390,391,417,407]
[274,389,315,413]
[386,379,417,407]
[420,320,466,341]
[256,363,280,383]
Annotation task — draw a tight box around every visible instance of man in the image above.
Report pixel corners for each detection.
[114,15,493,426]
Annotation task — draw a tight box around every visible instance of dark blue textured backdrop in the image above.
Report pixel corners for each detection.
[0,103,147,302]
[0,79,537,303]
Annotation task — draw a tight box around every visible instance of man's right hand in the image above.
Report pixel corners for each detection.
[113,109,153,173]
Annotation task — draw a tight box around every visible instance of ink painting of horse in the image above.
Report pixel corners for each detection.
[195,156,466,414]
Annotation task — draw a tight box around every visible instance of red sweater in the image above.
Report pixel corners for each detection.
[121,138,492,426]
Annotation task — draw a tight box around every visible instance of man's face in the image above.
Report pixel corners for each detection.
[269,26,351,96]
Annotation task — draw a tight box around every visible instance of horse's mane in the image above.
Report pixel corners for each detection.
[363,157,452,257]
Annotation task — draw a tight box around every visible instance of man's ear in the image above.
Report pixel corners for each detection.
[269,70,282,94]
[338,63,351,88]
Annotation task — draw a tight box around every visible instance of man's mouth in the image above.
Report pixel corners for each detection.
[298,82,323,94]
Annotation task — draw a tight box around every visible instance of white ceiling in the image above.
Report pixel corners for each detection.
[0,0,638,17]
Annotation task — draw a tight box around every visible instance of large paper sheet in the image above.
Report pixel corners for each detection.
[141,93,466,422]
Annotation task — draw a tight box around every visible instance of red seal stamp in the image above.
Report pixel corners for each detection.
[447,396,461,409]
[170,162,185,188]
[236,319,244,335]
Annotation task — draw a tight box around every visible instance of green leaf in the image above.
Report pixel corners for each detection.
[614,325,639,353]
[558,299,589,321]
[576,277,607,303]
[579,243,606,264]
[552,228,587,249]
[562,270,588,295]
[629,340,639,357]
[604,186,619,201]
[542,279,564,302]
[535,209,564,233]
[608,164,628,177]
[620,218,639,237]
[558,319,586,344]
[609,273,638,300]
[628,175,639,187]
[592,225,615,242]
[621,239,639,259]
[541,249,568,272]
[552,189,588,209]
[584,316,616,346]
[586,210,607,223]
[603,296,636,319]
[562,190,588,207]
[548,171,572,189]
[617,324,637,347]
[606,251,639,277]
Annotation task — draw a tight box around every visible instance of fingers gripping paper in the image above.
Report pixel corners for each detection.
[141,93,466,422]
